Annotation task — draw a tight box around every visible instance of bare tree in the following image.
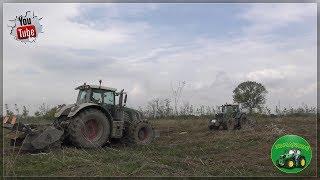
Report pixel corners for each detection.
[22,105,29,118]
[164,98,172,117]
[179,102,190,116]
[147,99,157,118]
[171,81,186,116]
[4,104,14,116]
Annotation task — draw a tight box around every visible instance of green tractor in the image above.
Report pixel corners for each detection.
[4,81,155,151]
[277,149,306,169]
[208,104,247,130]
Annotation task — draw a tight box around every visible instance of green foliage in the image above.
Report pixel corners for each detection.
[233,81,268,113]
[22,106,29,118]
[4,104,14,116]
[36,103,58,120]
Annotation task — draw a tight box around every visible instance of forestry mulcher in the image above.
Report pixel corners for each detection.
[3,81,155,151]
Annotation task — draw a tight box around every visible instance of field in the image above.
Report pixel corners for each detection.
[3,116,317,177]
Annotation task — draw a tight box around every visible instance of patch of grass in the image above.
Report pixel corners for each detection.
[3,116,317,177]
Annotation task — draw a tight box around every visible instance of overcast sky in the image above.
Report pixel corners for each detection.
[3,3,317,114]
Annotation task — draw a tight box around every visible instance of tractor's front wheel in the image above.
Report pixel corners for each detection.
[209,125,219,130]
[285,158,295,169]
[68,108,110,148]
[127,121,154,145]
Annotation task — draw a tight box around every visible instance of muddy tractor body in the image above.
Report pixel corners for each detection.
[4,83,155,151]
[277,149,306,169]
[208,104,246,130]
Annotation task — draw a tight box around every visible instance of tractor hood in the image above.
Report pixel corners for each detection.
[54,104,76,118]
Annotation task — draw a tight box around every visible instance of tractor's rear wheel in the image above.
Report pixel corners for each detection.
[227,118,236,130]
[127,121,154,145]
[221,122,228,130]
[68,108,110,148]
[298,156,306,168]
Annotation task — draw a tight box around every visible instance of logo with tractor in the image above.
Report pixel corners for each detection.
[271,135,312,173]
[277,149,306,169]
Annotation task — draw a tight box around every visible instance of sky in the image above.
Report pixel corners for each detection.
[3,3,317,114]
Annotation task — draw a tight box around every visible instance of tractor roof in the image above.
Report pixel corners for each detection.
[75,84,117,91]
[222,104,239,106]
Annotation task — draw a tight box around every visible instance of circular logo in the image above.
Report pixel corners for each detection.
[271,134,312,173]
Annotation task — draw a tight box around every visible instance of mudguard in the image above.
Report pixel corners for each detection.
[54,104,76,118]
[67,103,112,119]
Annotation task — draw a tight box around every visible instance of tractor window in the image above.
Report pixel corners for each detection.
[77,90,88,103]
[103,91,115,105]
[92,91,103,104]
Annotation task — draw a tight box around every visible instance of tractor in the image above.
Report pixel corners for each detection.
[208,104,247,130]
[277,149,306,169]
[3,81,155,151]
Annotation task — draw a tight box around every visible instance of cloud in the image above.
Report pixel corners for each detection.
[3,3,317,114]
[246,65,296,82]
[240,3,317,34]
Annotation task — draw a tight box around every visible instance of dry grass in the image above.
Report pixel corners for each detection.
[3,116,317,177]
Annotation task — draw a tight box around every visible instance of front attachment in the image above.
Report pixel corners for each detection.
[3,116,64,152]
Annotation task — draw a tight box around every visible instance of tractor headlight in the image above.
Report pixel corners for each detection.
[211,119,217,123]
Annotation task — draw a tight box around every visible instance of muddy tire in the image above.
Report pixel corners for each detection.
[209,125,219,130]
[127,121,154,145]
[234,118,242,130]
[227,118,236,130]
[68,108,110,148]
[221,122,228,130]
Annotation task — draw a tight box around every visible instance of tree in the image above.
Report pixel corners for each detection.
[22,105,29,118]
[233,81,267,113]
[171,81,186,115]
[4,104,14,116]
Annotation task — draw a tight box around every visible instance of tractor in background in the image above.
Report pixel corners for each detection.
[208,104,247,130]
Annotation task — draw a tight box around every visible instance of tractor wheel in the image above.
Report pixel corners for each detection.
[68,108,110,148]
[127,121,154,145]
[298,156,306,168]
[234,118,242,130]
[221,122,228,130]
[227,118,236,130]
[277,159,285,167]
[285,158,295,169]
[209,125,219,130]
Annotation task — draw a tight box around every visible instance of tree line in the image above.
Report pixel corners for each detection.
[3,81,317,121]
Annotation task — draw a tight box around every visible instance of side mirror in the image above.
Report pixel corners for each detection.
[124,94,127,106]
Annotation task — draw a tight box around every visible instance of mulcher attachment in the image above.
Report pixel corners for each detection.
[3,116,63,152]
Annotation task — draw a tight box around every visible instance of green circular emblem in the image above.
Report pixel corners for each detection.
[271,134,312,173]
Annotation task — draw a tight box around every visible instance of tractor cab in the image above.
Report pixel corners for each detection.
[219,104,240,118]
[209,103,246,130]
[75,83,127,107]
[75,83,127,121]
